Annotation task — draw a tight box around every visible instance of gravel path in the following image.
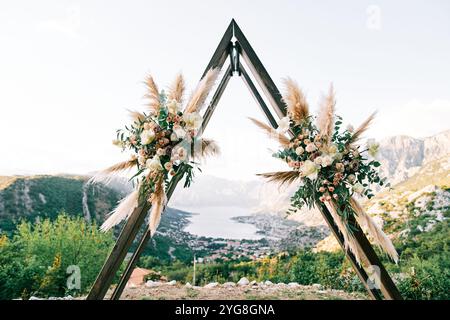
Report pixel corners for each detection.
[107,282,366,300]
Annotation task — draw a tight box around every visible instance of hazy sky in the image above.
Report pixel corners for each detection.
[1,0,449,180]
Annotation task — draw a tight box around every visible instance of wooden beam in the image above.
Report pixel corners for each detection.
[110,165,188,300]
[110,66,233,300]
[239,62,278,128]
[199,65,233,135]
[86,201,150,300]
[349,215,403,300]
[201,20,233,78]
[316,202,383,300]
[232,20,286,119]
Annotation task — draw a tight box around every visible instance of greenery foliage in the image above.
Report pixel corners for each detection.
[138,217,449,300]
[0,214,114,299]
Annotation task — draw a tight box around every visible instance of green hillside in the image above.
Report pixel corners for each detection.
[395,155,450,192]
[0,175,124,234]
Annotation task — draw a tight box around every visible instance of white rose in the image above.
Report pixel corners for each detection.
[295,146,304,155]
[328,144,338,156]
[321,155,334,167]
[277,116,290,134]
[177,147,187,161]
[140,129,155,145]
[138,156,146,166]
[172,146,187,162]
[347,174,356,183]
[352,182,364,194]
[167,99,180,114]
[305,143,317,153]
[164,161,173,171]
[146,156,162,172]
[347,124,354,133]
[183,112,203,130]
[170,132,178,142]
[314,156,323,166]
[300,160,319,180]
[173,125,186,139]
[156,148,165,156]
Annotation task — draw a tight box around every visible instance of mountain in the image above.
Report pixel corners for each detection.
[0,175,125,233]
[315,154,450,252]
[377,130,450,185]
[170,175,261,208]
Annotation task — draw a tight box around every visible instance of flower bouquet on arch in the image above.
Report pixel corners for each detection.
[91,69,220,236]
[250,79,398,264]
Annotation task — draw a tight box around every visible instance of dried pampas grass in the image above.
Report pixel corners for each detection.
[184,68,219,114]
[350,197,399,263]
[148,177,166,236]
[88,159,137,185]
[100,190,139,231]
[191,138,221,160]
[257,171,301,187]
[348,112,376,145]
[168,73,185,103]
[327,201,363,265]
[144,75,161,114]
[282,78,309,124]
[128,110,145,123]
[316,84,336,145]
[248,117,290,147]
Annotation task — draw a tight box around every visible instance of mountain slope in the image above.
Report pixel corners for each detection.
[315,154,450,252]
[377,130,450,184]
[0,175,124,233]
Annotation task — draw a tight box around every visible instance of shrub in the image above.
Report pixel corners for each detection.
[0,213,114,299]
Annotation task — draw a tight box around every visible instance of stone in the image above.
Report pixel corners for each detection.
[127,282,137,289]
[312,283,323,290]
[185,282,192,288]
[167,280,176,286]
[204,282,219,288]
[222,282,236,288]
[249,280,257,286]
[264,280,273,286]
[288,282,300,288]
[237,277,249,286]
[145,280,161,288]
[29,296,41,300]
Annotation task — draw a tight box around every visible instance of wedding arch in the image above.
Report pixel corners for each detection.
[87,19,402,300]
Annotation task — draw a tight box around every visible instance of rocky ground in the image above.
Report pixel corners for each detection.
[106,279,366,300]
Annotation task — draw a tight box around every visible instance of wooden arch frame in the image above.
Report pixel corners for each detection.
[87,19,402,300]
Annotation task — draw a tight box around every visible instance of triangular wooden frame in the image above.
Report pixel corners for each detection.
[87,19,402,300]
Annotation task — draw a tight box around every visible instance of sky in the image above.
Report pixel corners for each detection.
[0,0,449,180]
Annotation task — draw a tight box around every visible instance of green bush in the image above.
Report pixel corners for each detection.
[0,213,114,299]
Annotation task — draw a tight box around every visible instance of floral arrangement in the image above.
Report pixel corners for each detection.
[92,70,220,236]
[251,79,398,264]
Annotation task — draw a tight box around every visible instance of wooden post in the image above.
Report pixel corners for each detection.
[109,165,188,300]
[86,202,150,300]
